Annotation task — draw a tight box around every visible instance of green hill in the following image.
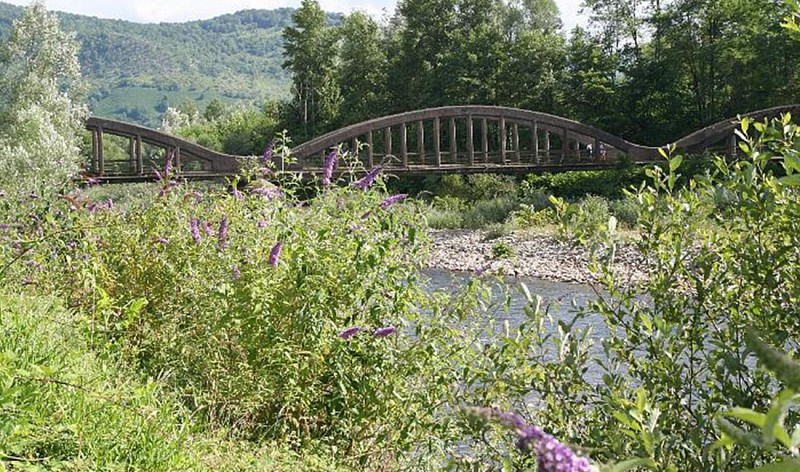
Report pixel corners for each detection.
[0,3,341,126]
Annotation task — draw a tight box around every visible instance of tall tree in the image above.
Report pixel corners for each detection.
[0,2,87,195]
[337,11,388,126]
[282,0,340,140]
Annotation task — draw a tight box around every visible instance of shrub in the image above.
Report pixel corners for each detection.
[462,197,518,229]
[490,241,515,259]
[482,222,512,240]
[576,194,611,228]
[609,195,641,228]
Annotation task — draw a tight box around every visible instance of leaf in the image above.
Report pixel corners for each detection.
[763,389,796,448]
[745,331,800,390]
[744,458,800,472]
[669,155,683,173]
[603,457,656,472]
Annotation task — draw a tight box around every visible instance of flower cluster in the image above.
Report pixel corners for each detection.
[466,407,597,472]
[338,326,397,340]
[353,166,383,191]
[268,242,283,267]
[322,150,338,188]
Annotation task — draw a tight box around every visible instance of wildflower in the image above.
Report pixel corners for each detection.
[0,224,14,229]
[202,221,215,237]
[466,407,597,472]
[257,220,268,228]
[322,150,338,188]
[85,176,99,185]
[164,150,175,179]
[353,166,383,190]
[379,194,408,209]
[232,264,241,280]
[251,187,282,200]
[87,202,98,213]
[261,141,275,164]
[190,218,202,244]
[103,199,114,210]
[218,217,229,249]
[158,237,168,245]
[268,242,283,267]
[184,191,203,202]
[230,187,243,199]
[373,326,397,338]
[339,327,363,340]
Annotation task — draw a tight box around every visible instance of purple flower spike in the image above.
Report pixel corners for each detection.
[164,150,175,179]
[218,217,229,249]
[251,187,282,200]
[202,221,214,237]
[379,194,408,209]
[257,220,268,228]
[339,327,363,340]
[190,218,202,244]
[322,150,338,188]
[353,166,383,191]
[158,237,168,245]
[373,326,397,338]
[232,264,241,280]
[261,141,275,164]
[268,242,283,267]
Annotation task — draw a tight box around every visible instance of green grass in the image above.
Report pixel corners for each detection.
[0,292,346,471]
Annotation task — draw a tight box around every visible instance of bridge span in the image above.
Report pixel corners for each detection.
[85,104,800,182]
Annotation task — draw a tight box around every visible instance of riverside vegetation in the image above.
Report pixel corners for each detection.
[3,2,800,471]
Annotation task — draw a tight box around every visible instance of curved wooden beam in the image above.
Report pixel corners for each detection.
[291,106,660,161]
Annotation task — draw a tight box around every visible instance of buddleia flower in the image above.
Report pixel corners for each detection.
[339,327,363,340]
[353,166,383,191]
[379,194,408,209]
[261,141,275,164]
[190,218,202,244]
[322,150,338,188]
[373,326,397,338]
[232,264,241,280]
[268,242,283,267]
[218,217,229,249]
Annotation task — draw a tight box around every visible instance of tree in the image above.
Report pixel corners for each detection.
[282,0,340,140]
[0,2,87,195]
[337,11,388,126]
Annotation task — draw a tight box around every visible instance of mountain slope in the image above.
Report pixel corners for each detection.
[0,3,339,126]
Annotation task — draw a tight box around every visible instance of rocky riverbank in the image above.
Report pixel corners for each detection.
[426,229,646,285]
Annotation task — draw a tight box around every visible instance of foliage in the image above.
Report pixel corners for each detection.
[545,114,800,469]
[523,167,649,199]
[490,240,515,259]
[0,292,349,471]
[0,2,87,196]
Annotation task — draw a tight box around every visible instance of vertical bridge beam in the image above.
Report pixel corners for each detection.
[367,131,374,167]
[400,122,408,167]
[384,127,392,158]
[433,117,441,167]
[513,123,520,162]
[531,122,539,163]
[449,117,457,164]
[417,120,425,165]
[500,117,507,163]
[466,115,474,166]
[481,118,488,163]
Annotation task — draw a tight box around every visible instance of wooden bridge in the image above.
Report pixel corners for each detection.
[85,104,800,182]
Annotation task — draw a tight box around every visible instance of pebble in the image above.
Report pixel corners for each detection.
[425,229,647,285]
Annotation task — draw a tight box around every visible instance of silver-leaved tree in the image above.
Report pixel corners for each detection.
[0,2,87,196]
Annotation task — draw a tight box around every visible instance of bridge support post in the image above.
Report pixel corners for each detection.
[433,117,441,167]
[384,127,392,158]
[367,131,374,168]
[417,120,425,165]
[173,147,181,174]
[466,115,474,166]
[545,131,551,161]
[128,137,136,174]
[728,134,738,158]
[135,135,143,174]
[449,118,457,164]
[400,123,408,167]
[97,128,105,176]
[513,123,520,162]
[500,117,507,163]
[594,138,600,161]
[561,128,568,163]
[531,122,539,163]
[90,128,99,174]
[481,118,488,163]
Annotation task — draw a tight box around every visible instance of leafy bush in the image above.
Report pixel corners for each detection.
[490,241,515,259]
[609,195,641,228]
[508,204,557,228]
[462,197,518,228]
[576,195,611,228]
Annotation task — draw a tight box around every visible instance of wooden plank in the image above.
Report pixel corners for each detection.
[513,123,520,162]
[532,122,539,163]
[466,115,474,166]
[417,120,425,165]
[174,147,182,174]
[97,127,105,176]
[128,137,136,173]
[433,117,441,167]
[135,135,143,174]
[449,117,457,163]
[545,131,551,161]
[367,131,374,167]
[728,134,737,158]
[400,122,408,167]
[561,127,567,163]
[91,128,99,174]
[384,127,392,157]
[481,118,489,163]
[500,117,507,163]
[593,137,600,161]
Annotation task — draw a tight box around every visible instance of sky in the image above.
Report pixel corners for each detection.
[3,0,587,31]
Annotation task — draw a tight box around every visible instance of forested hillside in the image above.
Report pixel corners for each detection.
[0,2,339,126]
